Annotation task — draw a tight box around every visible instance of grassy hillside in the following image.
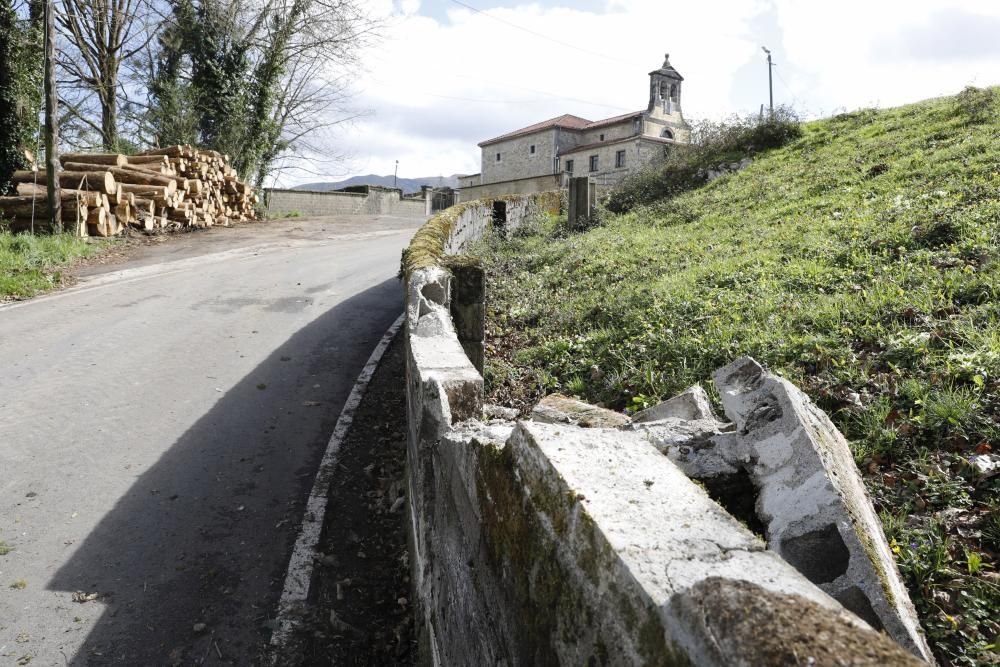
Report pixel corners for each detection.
[479,88,1000,665]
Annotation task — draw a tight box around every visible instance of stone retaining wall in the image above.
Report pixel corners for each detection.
[402,193,931,666]
[264,185,428,218]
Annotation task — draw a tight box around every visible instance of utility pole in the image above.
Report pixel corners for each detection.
[393,160,398,188]
[762,46,774,117]
[43,0,61,232]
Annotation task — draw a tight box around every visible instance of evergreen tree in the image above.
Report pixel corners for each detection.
[0,0,42,195]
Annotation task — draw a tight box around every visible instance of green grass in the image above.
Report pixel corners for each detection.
[0,231,101,300]
[479,88,1000,665]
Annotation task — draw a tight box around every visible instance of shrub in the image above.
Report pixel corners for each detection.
[605,106,802,214]
[953,86,997,125]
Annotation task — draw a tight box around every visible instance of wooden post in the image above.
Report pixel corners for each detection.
[43,0,61,232]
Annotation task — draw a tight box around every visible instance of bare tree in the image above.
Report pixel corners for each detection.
[56,0,155,149]
[146,0,379,184]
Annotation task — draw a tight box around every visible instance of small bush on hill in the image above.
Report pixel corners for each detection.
[954,86,998,125]
[605,106,802,214]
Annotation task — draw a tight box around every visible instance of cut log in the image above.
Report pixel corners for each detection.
[13,169,116,195]
[0,195,87,218]
[11,186,103,208]
[103,166,177,193]
[60,153,127,167]
[126,155,169,166]
[117,183,169,198]
[134,145,191,158]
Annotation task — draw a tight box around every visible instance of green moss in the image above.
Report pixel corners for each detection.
[473,436,687,665]
[400,191,561,278]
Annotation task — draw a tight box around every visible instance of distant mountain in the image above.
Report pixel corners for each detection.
[293,174,461,194]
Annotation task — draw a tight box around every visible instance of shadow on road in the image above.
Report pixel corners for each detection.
[46,277,403,666]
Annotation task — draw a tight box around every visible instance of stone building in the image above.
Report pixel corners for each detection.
[458,54,690,200]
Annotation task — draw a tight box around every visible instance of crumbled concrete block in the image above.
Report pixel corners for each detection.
[429,420,918,667]
[531,393,630,428]
[672,578,923,667]
[632,384,716,422]
[630,419,741,478]
[406,267,450,333]
[713,357,932,661]
[483,404,519,422]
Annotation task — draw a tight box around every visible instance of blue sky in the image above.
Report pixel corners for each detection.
[272,0,1000,186]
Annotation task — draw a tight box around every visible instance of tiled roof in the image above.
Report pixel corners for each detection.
[649,53,684,80]
[583,111,643,130]
[478,114,592,147]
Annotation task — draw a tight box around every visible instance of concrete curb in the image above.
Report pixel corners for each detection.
[268,312,406,658]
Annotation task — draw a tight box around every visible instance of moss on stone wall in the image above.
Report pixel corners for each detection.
[471,434,686,666]
[400,191,561,278]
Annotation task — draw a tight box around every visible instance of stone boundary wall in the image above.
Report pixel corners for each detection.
[402,193,930,666]
[456,173,566,203]
[263,185,428,218]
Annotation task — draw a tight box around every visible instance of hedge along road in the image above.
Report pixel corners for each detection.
[0,214,424,666]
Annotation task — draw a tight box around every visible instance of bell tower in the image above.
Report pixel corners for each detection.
[648,53,684,117]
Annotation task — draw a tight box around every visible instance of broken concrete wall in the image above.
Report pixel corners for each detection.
[712,358,931,659]
[403,192,558,662]
[402,194,929,665]
[628,364,932,661]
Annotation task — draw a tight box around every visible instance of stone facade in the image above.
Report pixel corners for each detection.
[468,54,692,195]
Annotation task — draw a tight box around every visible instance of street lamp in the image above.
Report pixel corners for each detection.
[762,46,774,116]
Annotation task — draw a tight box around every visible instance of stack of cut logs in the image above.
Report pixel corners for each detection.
[0,146,259,236]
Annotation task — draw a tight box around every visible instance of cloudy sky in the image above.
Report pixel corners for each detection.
[274,0,1000,186]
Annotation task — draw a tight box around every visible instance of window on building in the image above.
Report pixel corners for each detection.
[615,150,626,168]
[530,144,536,154]
[662,128,674,139]
[495,152,501,162]
[670,83,678,101]
[566,159,574,173]
[599,133,605,141]
[589,155,598,172]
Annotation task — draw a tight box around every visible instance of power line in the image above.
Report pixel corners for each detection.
[447,0,642,67]
[365,76,633,113]
[772,67,803,110]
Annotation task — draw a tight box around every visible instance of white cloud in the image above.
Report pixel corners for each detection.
[276,0,1000,186]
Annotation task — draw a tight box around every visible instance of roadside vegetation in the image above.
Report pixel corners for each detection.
[478,87,1000,665]
[0,230,101,299]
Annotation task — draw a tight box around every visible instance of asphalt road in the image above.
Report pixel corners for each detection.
[0,215,424,666]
